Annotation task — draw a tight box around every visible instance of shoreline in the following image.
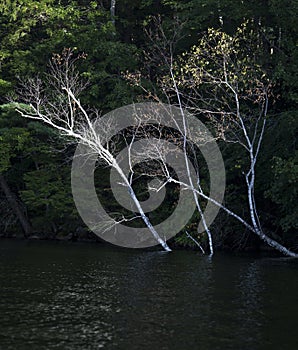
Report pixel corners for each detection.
[0,234,287,257]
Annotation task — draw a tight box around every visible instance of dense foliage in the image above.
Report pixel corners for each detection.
[0,0,297,252]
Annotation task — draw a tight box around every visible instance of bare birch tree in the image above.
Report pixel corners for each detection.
[137,18,218,255]
[15,49,171,251]
[135,20,298,257]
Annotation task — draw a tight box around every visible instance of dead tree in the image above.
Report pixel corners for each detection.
[16,49,171,251]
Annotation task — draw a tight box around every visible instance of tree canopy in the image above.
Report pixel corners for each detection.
[0,0,297,253]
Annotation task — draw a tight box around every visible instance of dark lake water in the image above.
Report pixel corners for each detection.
[0,240,297,350]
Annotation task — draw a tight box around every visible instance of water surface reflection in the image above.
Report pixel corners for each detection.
[0,240,297,349]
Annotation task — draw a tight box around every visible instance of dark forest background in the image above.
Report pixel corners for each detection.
[0,0,297,252]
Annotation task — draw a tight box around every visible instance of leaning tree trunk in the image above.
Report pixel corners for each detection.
[115,163,171,251]
[0,173,32,237]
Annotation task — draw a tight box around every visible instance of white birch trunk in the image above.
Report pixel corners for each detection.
[170,67,214,255]
[113,162,171,251]
[17,84,171,251]
[110,0,116,25]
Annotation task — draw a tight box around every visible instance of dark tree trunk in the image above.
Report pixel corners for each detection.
[0,173,32,237]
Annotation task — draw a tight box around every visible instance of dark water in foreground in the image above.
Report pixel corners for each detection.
[0,240,297,350]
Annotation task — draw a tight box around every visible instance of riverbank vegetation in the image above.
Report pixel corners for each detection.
[0,1,297,254]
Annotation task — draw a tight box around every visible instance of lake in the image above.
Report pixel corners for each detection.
[0,239,297,349]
